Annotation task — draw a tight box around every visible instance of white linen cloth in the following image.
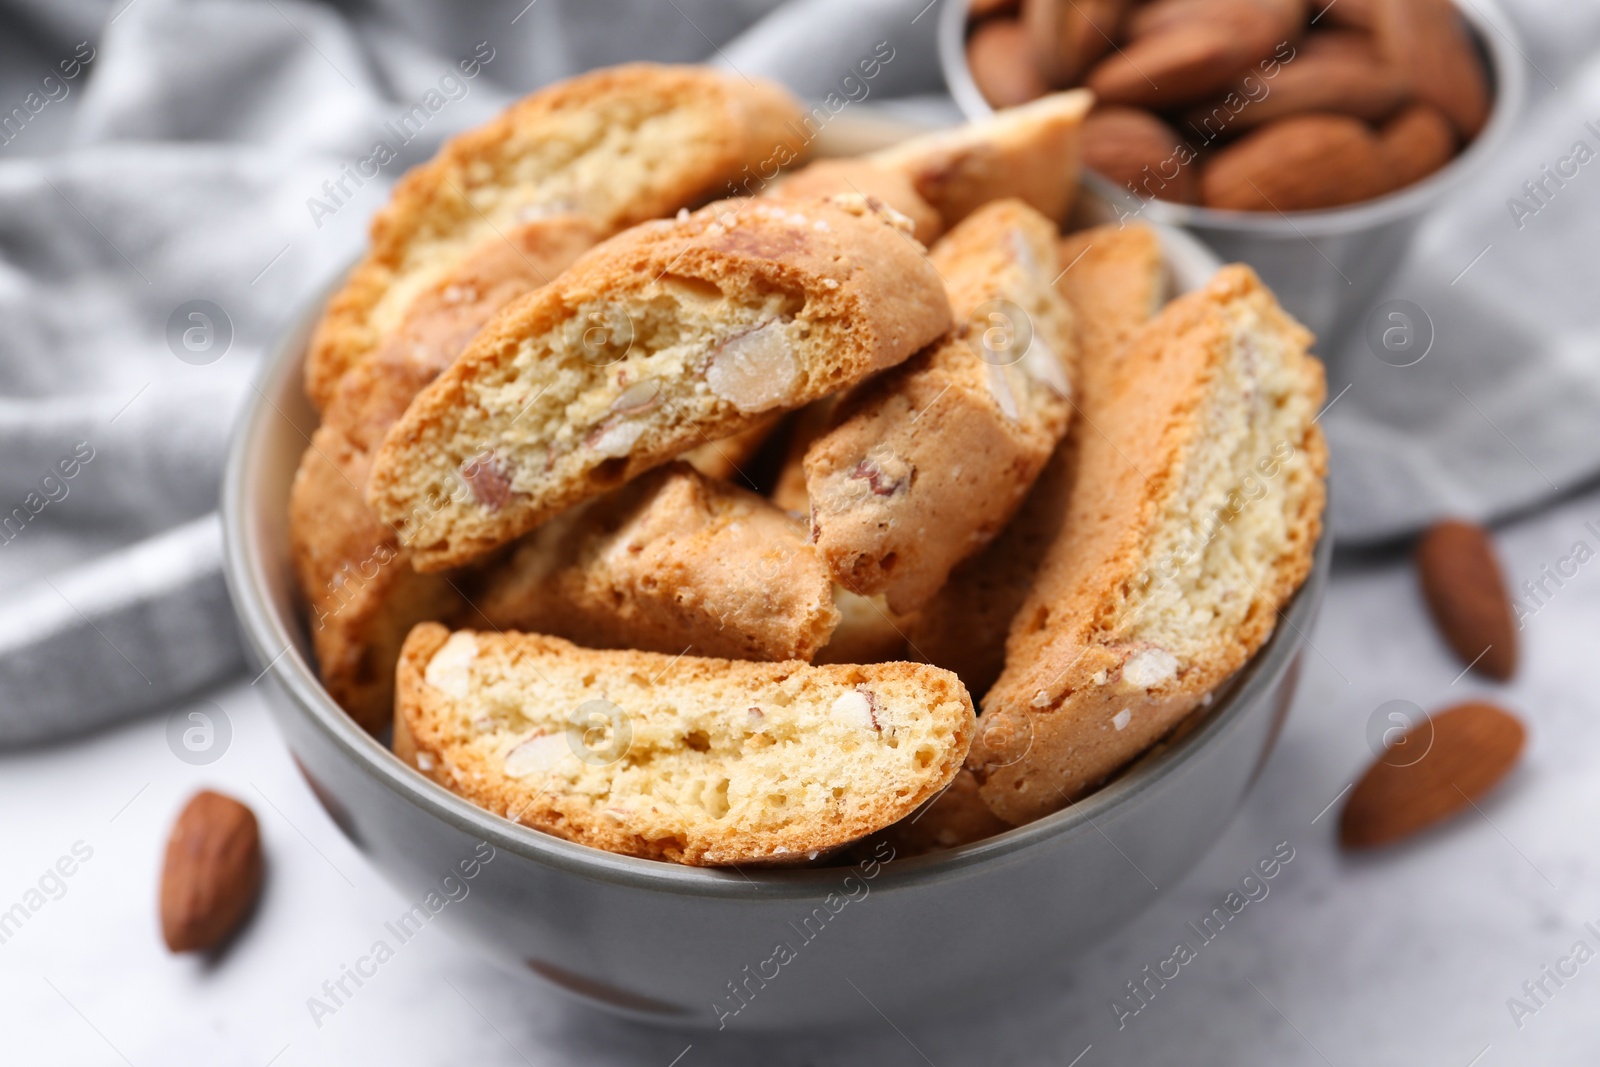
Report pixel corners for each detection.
[0,0,1593,743]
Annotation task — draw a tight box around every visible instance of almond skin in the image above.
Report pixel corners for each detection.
[1201,113,1394,210]
[1023,0,1126,86]
[1380,102,1459,188]
[160,790,263,953]
[1415,519,1517,680]
[1088,2,1298,109]
[1322,0,1378,30]
[1340,701,1525,849]
[1082,106,1198,202]
[1372,0,1491,139]
[1187,31,1409,132]
[968,19,1050,108]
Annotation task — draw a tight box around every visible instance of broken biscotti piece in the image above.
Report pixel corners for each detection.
[305,64,809,409]
[393,623,976,865]
[907,221,1168,699]
[366,195,953,571]
[868,90,1092,229]
[969,265,1327,825]
[290,218,599,733]
[472,462,839,661]
[804,199,1078,613]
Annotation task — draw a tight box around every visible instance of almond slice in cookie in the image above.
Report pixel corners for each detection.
[473,461,840,662]
[393,623,975,865]
[366,195,952,571]
[971,264,1327,824]
[805,198,1078,614]
[305,63,810,410]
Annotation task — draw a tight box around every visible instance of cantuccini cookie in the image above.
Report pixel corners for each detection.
[473,461,839,661]
[305,64,808,410]
[366,195,953,571]
[291,217,598,732]
[969,265,1327,824]
[868,90,1092,229]
[393,623,975,865]
[804,199,1078,613]
[907,222,1167,698]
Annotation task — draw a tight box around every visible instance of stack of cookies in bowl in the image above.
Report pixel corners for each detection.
[288,64,1327,868]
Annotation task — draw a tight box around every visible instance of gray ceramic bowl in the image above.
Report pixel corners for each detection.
[221,201,1329,1030]
[940,0,1527,354]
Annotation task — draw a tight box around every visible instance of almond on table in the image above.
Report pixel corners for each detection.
[160,791,263,954]
[1414,518,1517,680]
[1340,701,1525,849]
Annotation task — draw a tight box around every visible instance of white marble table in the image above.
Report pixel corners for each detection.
[4,482,1597,1065]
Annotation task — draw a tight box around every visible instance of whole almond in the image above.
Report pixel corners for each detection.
[160,790,263,953]
[972,0,1021,15]
[1340,701,1525,849]
[1201,113,1394,211]
[1415,519,1517,679]
[1023,0,1126,86]
[968,19,1050,108]
[1087,0,1300,108]
[1372,0,1490,139]
[1321,0,1378,30]
[1187,32,1410,132]
[1082,107,1199,202]
[1380,102,1458,187]
[1125,0,1304,42]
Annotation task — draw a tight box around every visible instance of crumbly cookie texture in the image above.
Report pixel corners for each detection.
[770,158,944,245]
[473,462,840,661]
[289,218,598,733]
[305,63,809,410]
[970,265,1327,824]
[393,623,975,865]
[366,195,953,571]
[908,222,1167,698]
[869,90,1092,229]
[804,199,1078,613]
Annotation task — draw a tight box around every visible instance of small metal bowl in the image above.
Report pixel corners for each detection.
[221,202,1328,1029]
[939,0,1527,353]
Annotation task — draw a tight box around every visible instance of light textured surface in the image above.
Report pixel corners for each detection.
[5,482,1599,1063]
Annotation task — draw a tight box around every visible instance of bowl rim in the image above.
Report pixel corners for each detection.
[222,234,1331,904]
[938,0,1528,237]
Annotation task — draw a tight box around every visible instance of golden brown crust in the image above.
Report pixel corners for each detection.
[305,64,809,410]
[905,222,1168,699]
[471,462,840,661]
[366,195,953,572]
[804,200,1077,613]
[770,158,944,245]
[289,218,598,733]
[969,265,1327,824]
[394,624,975,865]
[868,90,1092,228]
[1054,222,1168,365]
